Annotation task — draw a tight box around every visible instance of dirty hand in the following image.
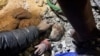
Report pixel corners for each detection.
[34,43,47,55]
[37,19,53,31]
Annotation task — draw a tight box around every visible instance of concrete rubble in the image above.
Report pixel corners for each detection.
[41,0,76,56]
[42,0,100,56]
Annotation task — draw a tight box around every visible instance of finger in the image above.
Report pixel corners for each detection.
[34,48,40,54]
[39,46,46,55]
[48,22,54,26]
[39,49,44,55]
[44,19,52,24]
[35,45,39,48]
[44,39,50,41]
[42,19,53,25]
[42,19,48,22]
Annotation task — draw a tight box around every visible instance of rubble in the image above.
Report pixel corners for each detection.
[42,0,100,56]
[92,0,100,30]
[94,0,100,9]
[0,0,100,56]
[41,0,76,56]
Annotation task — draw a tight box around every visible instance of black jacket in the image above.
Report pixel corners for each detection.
[0,26,39,56]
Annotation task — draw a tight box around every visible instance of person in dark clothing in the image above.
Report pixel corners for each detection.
[0,19,53,56]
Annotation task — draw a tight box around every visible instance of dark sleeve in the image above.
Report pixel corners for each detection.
[0,26,39,55]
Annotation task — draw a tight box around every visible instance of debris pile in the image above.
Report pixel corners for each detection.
[41,0,76,56]
[42,0,100,56]
[0,0,100,56]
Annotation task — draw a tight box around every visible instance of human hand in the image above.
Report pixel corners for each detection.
[34,43,47,55]
[37,19,53,32]
[34,39,50,55]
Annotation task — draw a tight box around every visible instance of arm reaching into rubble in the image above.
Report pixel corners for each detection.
[0,20,53,55]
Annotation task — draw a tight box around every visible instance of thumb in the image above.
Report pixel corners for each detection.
[48,22,54,26]
[34,48,40,54]
[35,45,39,48]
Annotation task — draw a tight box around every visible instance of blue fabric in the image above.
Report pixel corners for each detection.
[55,52,77,56]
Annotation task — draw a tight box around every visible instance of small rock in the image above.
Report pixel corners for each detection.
[91,0,96,7]
[55,18,60,22]
[96,22,100,30]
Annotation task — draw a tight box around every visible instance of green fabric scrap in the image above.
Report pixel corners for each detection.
[47,0,62,13]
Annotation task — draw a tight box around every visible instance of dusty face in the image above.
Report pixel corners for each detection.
[49,23,64,41]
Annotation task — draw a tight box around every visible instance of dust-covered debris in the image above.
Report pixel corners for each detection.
[42,0,100,56]
[91,0,100,31]
[41,0,76,56]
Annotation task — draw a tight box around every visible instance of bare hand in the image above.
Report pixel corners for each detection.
[34,43,47,55]
[37,19,53,31]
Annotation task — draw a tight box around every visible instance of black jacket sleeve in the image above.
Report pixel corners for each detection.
[0,26,39,55]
